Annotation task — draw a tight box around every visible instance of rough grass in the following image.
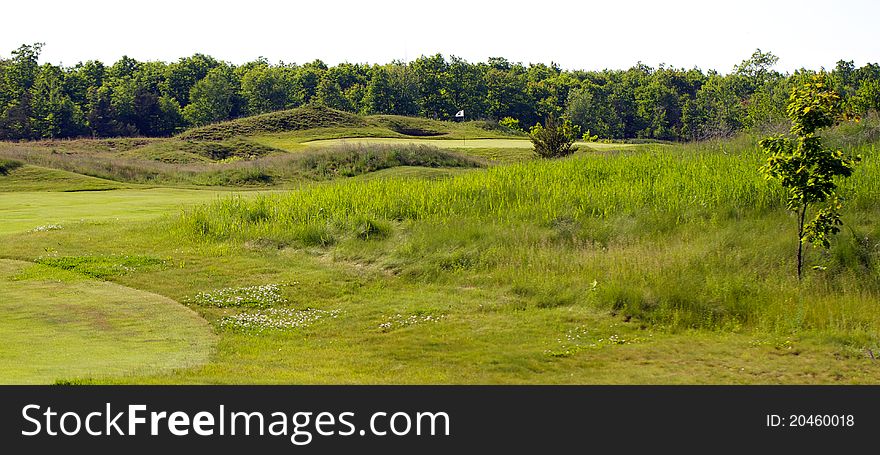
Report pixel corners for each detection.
[0,158,23,175]
[0,141,484,187]
[178,134,880,337]
[0,259,215,384]
[0,107,522,187]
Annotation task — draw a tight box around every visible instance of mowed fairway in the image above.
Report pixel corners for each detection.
[302,137,637,150]
[0,187,254,235]
[0,259,215,384]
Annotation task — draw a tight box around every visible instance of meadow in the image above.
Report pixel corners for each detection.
[0,108,878,384]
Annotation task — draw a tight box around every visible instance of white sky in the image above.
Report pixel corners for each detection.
[2,0,877,73]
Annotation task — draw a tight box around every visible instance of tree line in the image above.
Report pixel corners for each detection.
[1,44,878,141]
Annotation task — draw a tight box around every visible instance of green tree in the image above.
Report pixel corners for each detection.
[529,114,580,158]
[852,79,880,114]
[86,85,128,137]
[411,54,454,118]
[30,64,87,138]
[241,64,293,115]
[363,62,418,116]
[759,74,860,280]
[294,60,327,105]
[734,49,780,92]
[682,73,746,139]
[0,43,43,139]
[445,55,487,120]
[163,54,219,107]
[314,74,349,110]
[567,81,620,139]
[484,58,531,124]
[363,65,393,114]
[183,66,240,126]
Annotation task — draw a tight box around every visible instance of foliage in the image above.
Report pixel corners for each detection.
[2,43,880,146]
[759,74,861,279]
[734,49,781,90]
[499,116,523,133]
[853,79,880,114]
[183,66,243,126]
[529,115,580,158]
[582,129,599,142]
[0,158,22,175]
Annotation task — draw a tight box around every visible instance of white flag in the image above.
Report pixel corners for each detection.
[454,110,465,118]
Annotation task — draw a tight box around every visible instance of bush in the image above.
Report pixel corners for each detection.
[499,117,524,133]
[529,115,580,158]
[0,159,23,175]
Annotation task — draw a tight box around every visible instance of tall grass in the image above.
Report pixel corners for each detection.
[178,134,880,337]
[180,139,797,238]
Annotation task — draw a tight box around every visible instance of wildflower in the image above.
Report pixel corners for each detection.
[190,284,287,308]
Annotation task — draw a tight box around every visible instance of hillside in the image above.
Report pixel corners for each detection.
[0,107,518,188]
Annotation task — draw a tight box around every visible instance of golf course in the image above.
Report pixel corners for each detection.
[1,103,879,384]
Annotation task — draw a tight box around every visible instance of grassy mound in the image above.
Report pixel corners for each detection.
[0,106,529,188]
[124,137,286,163]
[178,105,367,141]
[0,165,125,192]
[0,259,215,384]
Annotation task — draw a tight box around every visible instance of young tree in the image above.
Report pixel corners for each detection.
[759,74,860,280]
[529,114,580,158]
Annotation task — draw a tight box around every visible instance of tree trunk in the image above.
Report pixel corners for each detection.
[797,203,808,281]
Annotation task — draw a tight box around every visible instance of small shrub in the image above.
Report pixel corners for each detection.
[529,115,580,158]
[499,117,524,133]
[582,129,599,142]
[0,158,23,175]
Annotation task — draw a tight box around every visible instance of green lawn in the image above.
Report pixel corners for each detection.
[268,136,638,152]
[0,165,126,192]
[0,259,215,384]
[0,187,256,235]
